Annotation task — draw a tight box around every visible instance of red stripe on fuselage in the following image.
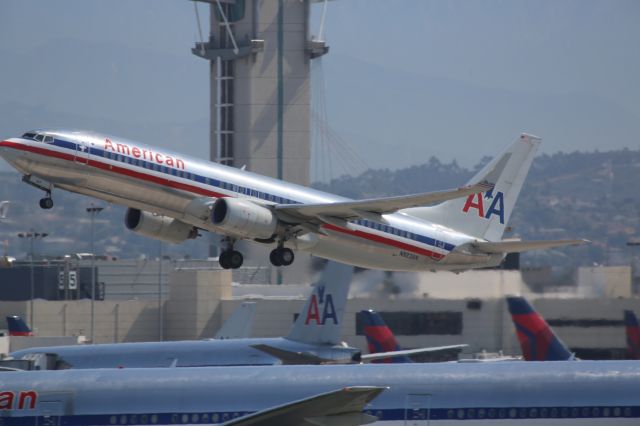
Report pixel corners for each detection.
[1,140,447,260]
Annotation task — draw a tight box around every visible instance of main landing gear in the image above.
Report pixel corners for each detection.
[269,246,294,267]
[218,237,243,270]
[39,193,54,210]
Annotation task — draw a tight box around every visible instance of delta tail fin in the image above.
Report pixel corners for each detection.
[403,134,540,242]
[285,262,353,346]
[360,310,412,363]
[214,302,256,339]
[6,315,33,337]
[624,310,640,360]
[506,297,574,361]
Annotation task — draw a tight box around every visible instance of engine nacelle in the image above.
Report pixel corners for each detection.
[125,208,197,244]
[211,198,277,239]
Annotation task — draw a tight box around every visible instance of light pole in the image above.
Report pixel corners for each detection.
[86,204,103,343]
[17,230,48,329]
[158,240,163,341]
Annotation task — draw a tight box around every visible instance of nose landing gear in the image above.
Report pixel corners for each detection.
[39,194,54,210]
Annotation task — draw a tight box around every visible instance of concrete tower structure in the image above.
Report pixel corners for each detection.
[192,0,328,281]
[192,0,328,185]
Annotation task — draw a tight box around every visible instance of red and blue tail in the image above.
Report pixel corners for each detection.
[6,315,33,336]
[506,297,573,361]
[624,310,640,360]
[361,310,412,363]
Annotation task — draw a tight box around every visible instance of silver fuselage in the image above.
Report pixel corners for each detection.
[2,361,640,425]
[0,131,500,271]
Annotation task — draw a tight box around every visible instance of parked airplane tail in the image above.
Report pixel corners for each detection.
[360,310,411,363]
[6,315,33,336]
[0,201,9,219]
[403,134,540,242]
[284,262,353,346]
[624,310,640,360]
[506,296,574,361]
[214,302,256,339]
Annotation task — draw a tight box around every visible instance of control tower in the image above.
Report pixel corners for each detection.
[192,0,328,185]
[192,0,328,282]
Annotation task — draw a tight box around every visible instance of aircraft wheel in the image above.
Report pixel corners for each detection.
[39,197,54,209]
[270,248,294,267]
[279,248,294,266]
[219,251,232,269]
[228,250,243,269]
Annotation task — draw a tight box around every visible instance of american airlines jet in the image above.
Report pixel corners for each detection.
[0,131,584,270]
[2,361,640,425]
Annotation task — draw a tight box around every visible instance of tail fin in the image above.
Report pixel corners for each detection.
[624,310,640,360]
[285,262,353,345]
[360,310,412,363]
[403,134,541,241]
[214,302,256,339]
[506,296,573,361]
[0,201,9,220]
[6,315,33,336]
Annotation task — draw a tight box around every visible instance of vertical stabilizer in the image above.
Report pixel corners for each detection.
[6,315,33,337]
[214,302,256,339]
[361,310,412,363]
[403,134,541,241]
[507,297,573,361]
[285,262,353,345]
[0,201,9,220]
[624,310,640,360]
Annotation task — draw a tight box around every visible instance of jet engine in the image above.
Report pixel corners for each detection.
[211,198,277,239]
[125,208,197,244]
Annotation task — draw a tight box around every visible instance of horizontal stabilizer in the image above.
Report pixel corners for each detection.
[251,344,333,365]
[221,386,386,426]
[360,344,468,363]
[470,239,589,254]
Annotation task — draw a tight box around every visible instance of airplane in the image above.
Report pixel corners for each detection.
[506,296,575,361]
[2,361,640,425]
[9,262,458,369]
[361,309,413,363]
[213,301,256,340]
[0,131,585,270]
[360,309,467,364]
[5,315,33,337]
[624,310,640,360]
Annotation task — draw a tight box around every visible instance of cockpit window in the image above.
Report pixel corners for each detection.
[43,136,54,143]
[34,134,44,142]
[21,132,37,140]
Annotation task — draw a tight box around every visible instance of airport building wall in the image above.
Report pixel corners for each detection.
[1,266,639,358]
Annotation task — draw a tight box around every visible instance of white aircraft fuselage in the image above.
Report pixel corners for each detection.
[0,131,580,271]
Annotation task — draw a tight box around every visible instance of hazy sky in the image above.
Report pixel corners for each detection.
[0,0,638,178]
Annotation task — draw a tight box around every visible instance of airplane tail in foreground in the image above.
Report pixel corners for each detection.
[506,297,573,361]
[624,310,640,360]
[361,310,412,364]
[403,134,540,242]
[6,315,33,337]
[284,262,353,346]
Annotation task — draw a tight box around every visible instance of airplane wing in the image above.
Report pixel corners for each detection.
[220,386,385,426]
[359,344,468,363]
[250,344,337,365]
[275,181,494,224]
[470,239,589,254]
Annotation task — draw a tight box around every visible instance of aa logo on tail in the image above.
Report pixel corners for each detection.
[462,189,505,224]
[305,285,338,325]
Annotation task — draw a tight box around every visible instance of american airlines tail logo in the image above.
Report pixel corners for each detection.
[305,285,338,325]
[462,189,505,224]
